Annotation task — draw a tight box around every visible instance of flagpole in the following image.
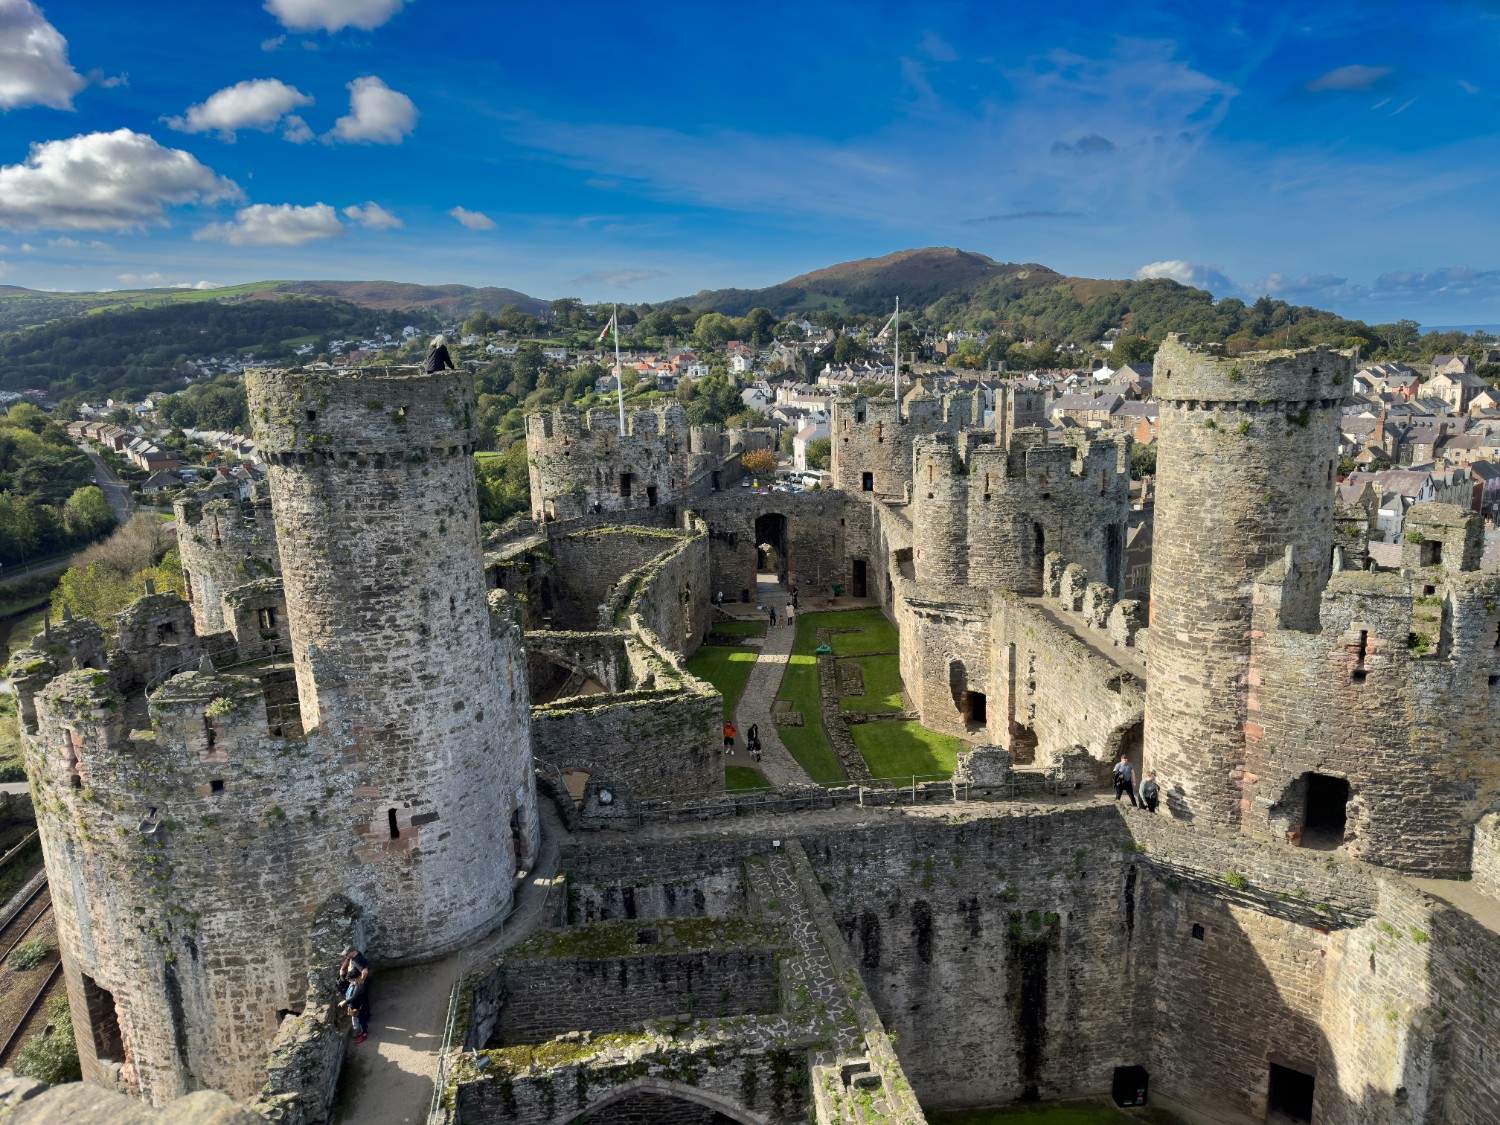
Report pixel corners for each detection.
[893,297,901,404]
[613,302,625,432]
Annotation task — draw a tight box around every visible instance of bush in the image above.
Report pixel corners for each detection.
[13,995,80,1085]
[9,937,49,971]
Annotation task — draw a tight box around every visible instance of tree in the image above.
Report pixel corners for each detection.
[463,311,498,337]
[0,493,39,564]
[496,305,538,335]
[693,312,737,348]
[806,437,831,470]
[1130,442,1157,480]
[475,444,531,524]
[742,307,776,346]
[741,448,776,475]
[62,485,115,541]
[1113,334,1155,365]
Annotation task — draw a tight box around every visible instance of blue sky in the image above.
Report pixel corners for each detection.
[1,0,1499,324]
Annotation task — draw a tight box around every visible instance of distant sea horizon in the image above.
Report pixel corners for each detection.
[1420,324,1500,335]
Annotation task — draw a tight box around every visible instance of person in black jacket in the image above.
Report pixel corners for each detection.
[424,335,455,373]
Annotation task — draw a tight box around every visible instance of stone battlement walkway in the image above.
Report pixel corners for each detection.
[334,798,566,1125]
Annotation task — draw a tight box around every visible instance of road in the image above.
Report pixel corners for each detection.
[75,443,133,524]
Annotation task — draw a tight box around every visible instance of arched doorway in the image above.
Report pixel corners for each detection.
[559,1078,766,1125]
[753,512,789,582]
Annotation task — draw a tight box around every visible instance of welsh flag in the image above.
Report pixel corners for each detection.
[596,312,617,342]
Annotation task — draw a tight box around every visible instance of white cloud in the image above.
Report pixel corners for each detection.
[265,0,406,32]
[1457,79,1480,95]
[195,202,343,246]
[1306,64,1391,92]
[261,34,286,51]
[449,206,495,231]
[0,129,240,231]
[0,0,87,110]
[166,78,313,141]
[328,76,416,144]
[343,201,402,229]
[85,67,126,89]
[46,235,106,249]
[118,272,216,290]
[282,114,313,143]
[1135,260,1237,295]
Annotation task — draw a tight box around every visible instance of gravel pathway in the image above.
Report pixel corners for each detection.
[729,576,813,787]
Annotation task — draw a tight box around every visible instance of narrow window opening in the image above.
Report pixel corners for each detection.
[156,621,176,642]
[1419,539,1441,567]
[646,484,658,507]
[204,718,217,750]
[257,606,277,631]
[1190,923,1205,941]
[619,472,633,498]
[210,778,225,793]
[388,808,400,839]
[305,409,317,423]
[861,471,874,492]
[1352,629,1368,683]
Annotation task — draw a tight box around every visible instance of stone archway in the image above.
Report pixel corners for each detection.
[556,1077,767,1125]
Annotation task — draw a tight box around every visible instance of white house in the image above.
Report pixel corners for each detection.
[792,418,830,471]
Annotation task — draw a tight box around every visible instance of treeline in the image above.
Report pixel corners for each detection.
[0,297,434,403]
[158,375,247,432]
[0,403,114,566]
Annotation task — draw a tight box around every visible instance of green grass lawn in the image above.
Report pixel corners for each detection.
[839,654,905,714]
[0,695,25,783]
[801,607,898,656]
[685,643,759,721]
[775,612,847,785]
[710,618,767,638]
[851,720,965,781]
[725,765,770,791]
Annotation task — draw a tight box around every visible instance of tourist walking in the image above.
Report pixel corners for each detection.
[1140,771,1160,813]
[768,605,777,628]
[789,585,799,609]
[339,946,372,1044]
[723,721,736,752]
[1113,755,1138,808]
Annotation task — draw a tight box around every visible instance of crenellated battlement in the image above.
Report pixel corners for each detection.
[909,426,1131,594]
[1153,332,1355,405]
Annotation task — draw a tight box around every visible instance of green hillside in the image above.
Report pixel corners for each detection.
[0,279,549,335]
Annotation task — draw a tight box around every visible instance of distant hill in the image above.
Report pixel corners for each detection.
[0,279,549,334]
[664,246,1386,354]
[670,248,1042,317]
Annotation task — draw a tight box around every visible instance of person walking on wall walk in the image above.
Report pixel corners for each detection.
[339,946,372,1044]
[1113,754,1138,808]
[1140,771,1160,813]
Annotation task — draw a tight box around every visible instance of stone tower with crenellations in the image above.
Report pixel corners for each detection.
[9,365,538,1107]
[1144,334,1352,825]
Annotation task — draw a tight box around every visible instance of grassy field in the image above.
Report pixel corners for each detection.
[816,607,899,656]
[0,696,24,782]
[2,606,48,667]
[685,643,759,721]
[851,720,965,781]
[839,654,905,714]
[725,765,770,791]
[775,612,847,785]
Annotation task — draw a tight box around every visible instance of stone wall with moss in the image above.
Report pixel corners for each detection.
[174,481,281,636]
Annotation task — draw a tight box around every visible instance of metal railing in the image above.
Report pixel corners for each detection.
[427,977,463,1125]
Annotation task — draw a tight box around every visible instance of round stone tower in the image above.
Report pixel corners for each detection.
[1145,335,1350,826]
[246,365,537,961]
[173,480,280,635]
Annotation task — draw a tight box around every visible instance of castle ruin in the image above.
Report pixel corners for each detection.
[7,339,1500,1125]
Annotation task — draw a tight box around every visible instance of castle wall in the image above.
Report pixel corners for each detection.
[610,522,712,658]
[549,528,690,630]
[990,595,1144,768]
[174,483,280,636]
[531,687,721,798]
[829,390,979,499]
[525,404,698,522]
[910,430,1129,596]
[1146,335,1352,827]
[30,669,343,1103]
[810,807,1140,1110]
[1475,813,1500,898]
[686,491,853,603]
[247,366,536,962]
[493,943,778,1044]
[1244,566,1500,875]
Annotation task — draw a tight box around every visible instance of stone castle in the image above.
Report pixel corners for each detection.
[6,336,1499,1125]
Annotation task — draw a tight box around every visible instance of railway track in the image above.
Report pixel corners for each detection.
[0,844,59,1065]
[0,881,51,963]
